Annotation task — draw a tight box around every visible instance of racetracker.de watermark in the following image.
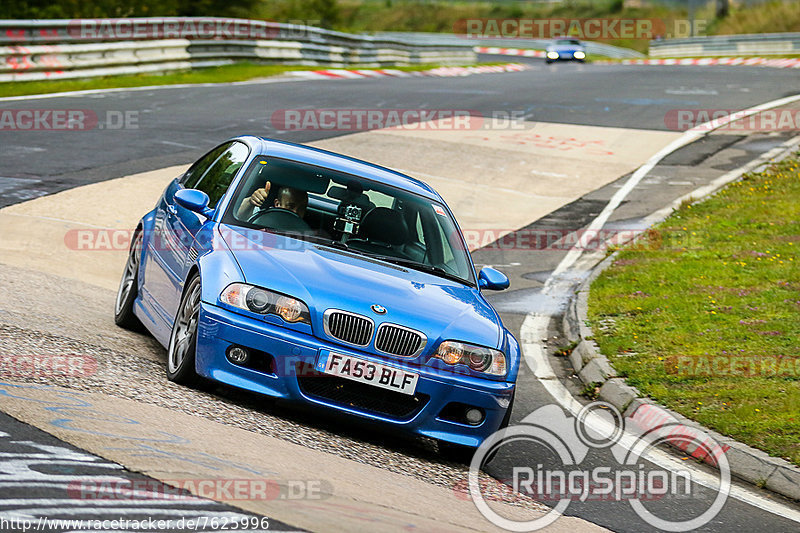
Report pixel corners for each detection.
[665,108,800,132]
[0,110,138,131]
[64,18,316,40]
[270,109,528,131]
[454,18,706,40]
[64,228,286,252]
[0,354,98,378]
[64,227,692,253]
[461,227,694,252]
[67,478,329,502]
[667,355,800,378]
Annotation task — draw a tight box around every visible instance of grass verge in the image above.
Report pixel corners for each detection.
[588,153,800,465]
[0,61,494,99]
[0,63,308,98]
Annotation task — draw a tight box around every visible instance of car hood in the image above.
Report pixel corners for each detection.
[219,225,503,351]
[547,44,584,52]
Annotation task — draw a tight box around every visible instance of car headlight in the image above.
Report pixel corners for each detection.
[433,341,507,376]
[574,51,586,59]
[220,283,311,325]
[547,51,559,59]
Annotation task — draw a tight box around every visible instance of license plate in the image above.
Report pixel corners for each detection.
[322,352,418,395]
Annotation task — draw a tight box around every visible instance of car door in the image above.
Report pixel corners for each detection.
[147,141,249,320]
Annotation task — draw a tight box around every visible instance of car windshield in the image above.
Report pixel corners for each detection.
[222,156,475,285]
[555,39,581,45]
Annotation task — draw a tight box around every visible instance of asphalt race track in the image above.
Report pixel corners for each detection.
[2,59,800,206]
[1,57,800,532]
[0,410,296,532]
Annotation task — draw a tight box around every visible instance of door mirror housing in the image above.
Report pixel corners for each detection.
[175,188,214,218]
[478,267,510,291]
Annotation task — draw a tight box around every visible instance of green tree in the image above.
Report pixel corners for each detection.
[2,0,260,19]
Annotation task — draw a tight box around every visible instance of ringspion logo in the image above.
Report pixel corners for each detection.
[468,402,730,531]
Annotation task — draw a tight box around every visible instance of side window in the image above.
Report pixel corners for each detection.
[181,142,232,189]
[193,142,250,208]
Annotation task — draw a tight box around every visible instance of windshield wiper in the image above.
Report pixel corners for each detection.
[367,255,472,285]
[261,228,324,242]
[312,238,374,258]
[260,228,344,248]
[325,239,350,251]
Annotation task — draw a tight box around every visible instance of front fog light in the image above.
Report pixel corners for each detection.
[465,408,484,425]
[574,51,586,59]
[547,51,559,59]
[227,345,250,365]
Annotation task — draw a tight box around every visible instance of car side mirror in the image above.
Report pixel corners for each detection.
[478,267,509,291]
[175,188,214,218]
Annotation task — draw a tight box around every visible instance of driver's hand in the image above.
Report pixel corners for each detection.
[249,182,271,207]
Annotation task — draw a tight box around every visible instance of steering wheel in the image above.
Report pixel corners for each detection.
[248,207,311,233]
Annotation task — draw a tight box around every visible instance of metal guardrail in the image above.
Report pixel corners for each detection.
[374,32,646,59]
[0,18,476,82]
[650,32,800,58]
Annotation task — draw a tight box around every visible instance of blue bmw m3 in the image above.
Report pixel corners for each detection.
[115,136,519,461]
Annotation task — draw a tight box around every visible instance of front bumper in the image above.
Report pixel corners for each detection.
[195,303,515,448]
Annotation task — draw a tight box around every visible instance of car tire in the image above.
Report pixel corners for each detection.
[114,230,144,331]
[166,274,203,386]
[440,392,516,466]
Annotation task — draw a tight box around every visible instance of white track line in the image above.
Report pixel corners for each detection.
[521,93,800,522]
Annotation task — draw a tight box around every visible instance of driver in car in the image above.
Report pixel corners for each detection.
[236,181,308,220]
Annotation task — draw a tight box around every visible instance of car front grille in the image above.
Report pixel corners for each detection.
[375,324,426,357]
[296,363,429,420]
[324,310,373,346]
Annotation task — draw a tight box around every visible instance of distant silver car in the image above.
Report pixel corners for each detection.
[545,38,586,63]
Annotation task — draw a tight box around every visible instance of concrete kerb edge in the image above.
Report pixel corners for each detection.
[561,137,800,502]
